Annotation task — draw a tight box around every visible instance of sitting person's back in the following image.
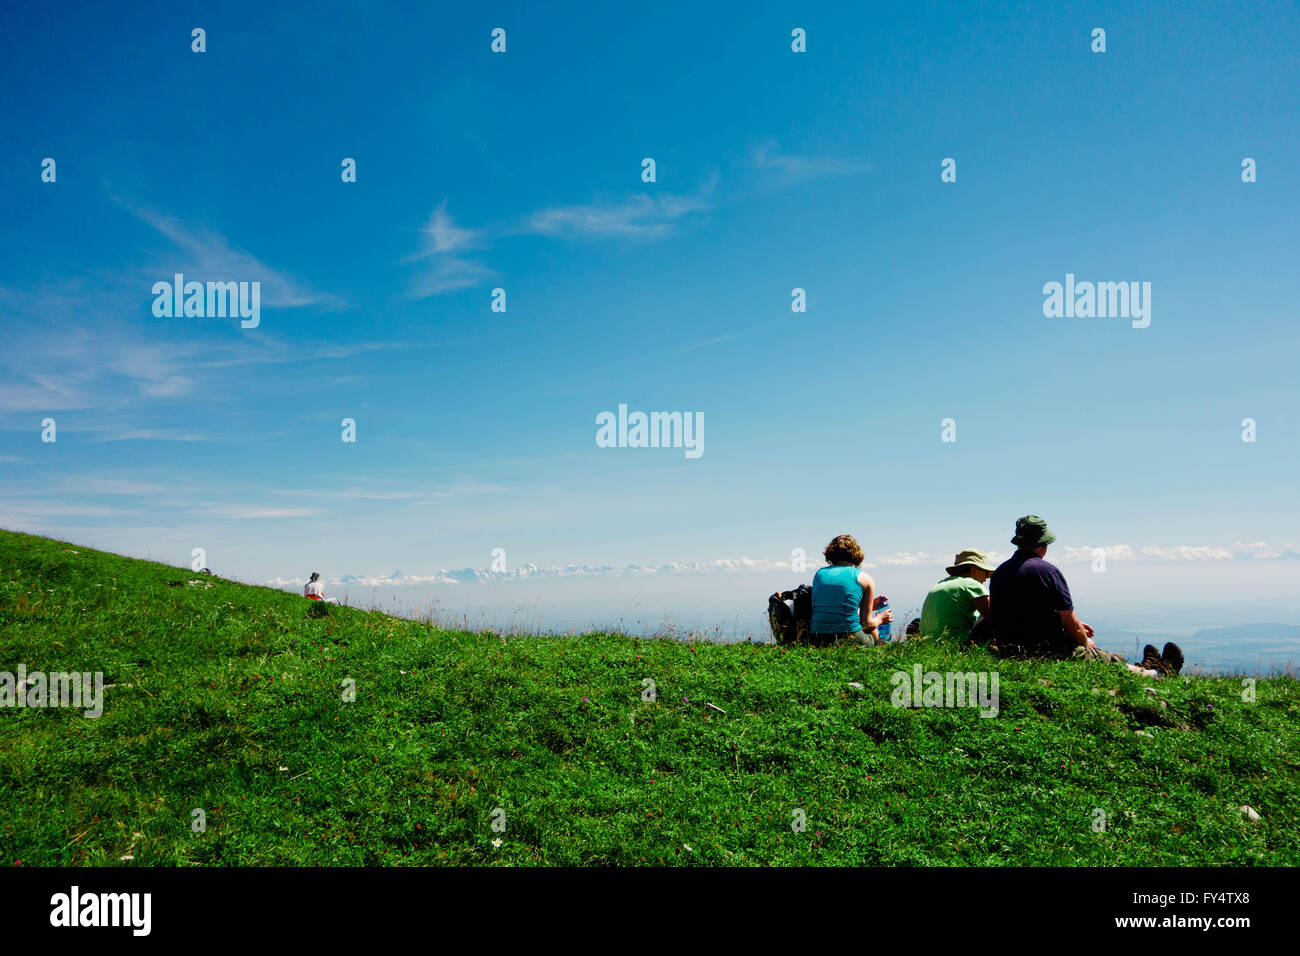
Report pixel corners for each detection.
[304,572,325,600]
[989,515,1185,675]
[989,521,1075,654]
[811,564,863,635]
[809,534,891,646]
[920,549,994,643]
[990,550,1072,653]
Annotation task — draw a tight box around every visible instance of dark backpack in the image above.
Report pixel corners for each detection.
[768,585,813,645]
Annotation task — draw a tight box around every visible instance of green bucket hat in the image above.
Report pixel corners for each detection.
[946,549,997,575]
[1011,515,1057,548]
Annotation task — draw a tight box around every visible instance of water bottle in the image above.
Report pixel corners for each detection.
[876,596,891,643]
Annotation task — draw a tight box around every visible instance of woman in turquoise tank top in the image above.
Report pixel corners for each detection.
[810,534,893,646]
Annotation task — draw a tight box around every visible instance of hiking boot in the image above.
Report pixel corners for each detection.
[1140,644,1162,670]
[1159,642,1185,676]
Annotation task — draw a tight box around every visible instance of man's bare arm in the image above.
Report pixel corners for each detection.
[1059,609,1094,646]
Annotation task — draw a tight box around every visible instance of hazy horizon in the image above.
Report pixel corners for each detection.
[24,524,1292,673]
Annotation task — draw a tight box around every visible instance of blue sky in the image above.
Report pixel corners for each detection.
[2,0,1298,633]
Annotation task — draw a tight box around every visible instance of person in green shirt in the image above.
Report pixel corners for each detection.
[919,549,996,644]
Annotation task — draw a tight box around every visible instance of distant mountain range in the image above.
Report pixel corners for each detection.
[332,558,791,587]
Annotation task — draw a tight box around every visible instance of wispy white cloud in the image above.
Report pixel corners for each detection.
[1230,541,1284,559]
[200,506,324,520]
[0,277,408,418]
[410,485,510,504]
[403,202,496,298]
[117,198,346,310]
[90,429,219,443]
[520,192,709,239]
[307,342,396,361]
[1138,544,1234,561]
[0,297,203,412]
[64,477,170,496]
[272,481,508,503]
[0,503,124,518]
[867,551,952,568]
[411,200,485,257]
[406,180,714,298]
[672,334,739,355]
[1057,545,1136,562]
[408,254,497,298]
[745,141,872,180]
[1049,543,1300,563]
[99,341,195,399]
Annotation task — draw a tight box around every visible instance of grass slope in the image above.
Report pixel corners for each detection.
[0,528,1297,866]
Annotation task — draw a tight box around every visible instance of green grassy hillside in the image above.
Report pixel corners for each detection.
[0,528,1296,866]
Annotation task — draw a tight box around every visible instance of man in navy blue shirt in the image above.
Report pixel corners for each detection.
[990,515,1183,674]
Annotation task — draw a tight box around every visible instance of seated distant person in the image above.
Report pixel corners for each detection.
[919,549,995,644]
[809,534,893,646]
[304,572,325,600]
[989,516,1183,675]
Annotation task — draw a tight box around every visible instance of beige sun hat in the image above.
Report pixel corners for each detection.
[946,548,996,575]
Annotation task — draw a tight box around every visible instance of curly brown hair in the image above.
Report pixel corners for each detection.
[823,534,864,566]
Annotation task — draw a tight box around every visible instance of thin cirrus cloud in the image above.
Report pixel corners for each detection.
[0,304,200,414]
[90,429,218,443]
[404,150,845,306]
[408,254,497,298]
[56,476,171,496]
[673,334,739,354]
[406,182,714,300]
[0,503,124,518]
[272,481,509,502]
[0,370,93,414]
[517,191,711,239]
[199,505,325,520]
[744,141,873,180]
[115,196,347,311]
[0,276,402,420]
[410,200,486,257]
[404,200,496,298]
